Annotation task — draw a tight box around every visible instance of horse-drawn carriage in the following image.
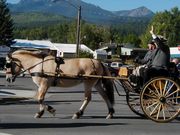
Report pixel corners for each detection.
[118,66,180,123]
[5,49,180,123]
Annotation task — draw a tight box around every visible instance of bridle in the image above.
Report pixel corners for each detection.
[6,55,56,82]
[5,58,26,82]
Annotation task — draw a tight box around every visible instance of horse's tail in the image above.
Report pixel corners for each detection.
[101,63,115,105]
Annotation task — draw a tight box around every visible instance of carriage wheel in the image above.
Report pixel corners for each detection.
[140,77,180,123]
[126,90,145,118]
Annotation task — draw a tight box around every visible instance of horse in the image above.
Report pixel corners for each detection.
[5,50,115,119]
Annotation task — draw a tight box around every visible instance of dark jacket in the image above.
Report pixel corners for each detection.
[150,37,170,69]
[138,50,154,66]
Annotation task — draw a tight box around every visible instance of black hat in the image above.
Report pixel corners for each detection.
[157,35,167,42]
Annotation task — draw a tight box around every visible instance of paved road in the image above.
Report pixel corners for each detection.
[0,76,180,135]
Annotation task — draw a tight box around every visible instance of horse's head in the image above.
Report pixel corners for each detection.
[5,53,23,83]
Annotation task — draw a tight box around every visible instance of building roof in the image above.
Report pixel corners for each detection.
[11,39,94,54]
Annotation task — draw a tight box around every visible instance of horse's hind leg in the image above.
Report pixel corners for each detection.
[72,80,95,119]
[95,80,115,119]
[72,96,90,119]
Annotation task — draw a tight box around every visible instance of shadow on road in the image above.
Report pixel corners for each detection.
[0,122,127,129]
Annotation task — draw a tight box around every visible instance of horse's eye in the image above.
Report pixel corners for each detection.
[6,63,11,68]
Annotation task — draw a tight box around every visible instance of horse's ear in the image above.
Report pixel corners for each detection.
[7,53,12,58]
[6,53,12,61]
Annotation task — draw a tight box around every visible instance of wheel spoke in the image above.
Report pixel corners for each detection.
[143,92,157,99]
[167,96,180,101]
[163,80,168,95]
[164,83,175,97]
[158,80,163,95]
[150,104,159,116]
[166,102,180,113]
[146,100,158,110]
[163,104,173,119]
[166,89,180,98]
[156,104,162,120]
[147,86,160,98]
[162,104,166,120]
[152,83,161,96]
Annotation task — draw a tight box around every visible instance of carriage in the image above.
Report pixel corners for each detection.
[117,66,180,123]
[5,49,180,123]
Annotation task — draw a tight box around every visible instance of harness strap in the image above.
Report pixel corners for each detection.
[30,72,86,80]
[31,72,50,78]
[90,59,98,75]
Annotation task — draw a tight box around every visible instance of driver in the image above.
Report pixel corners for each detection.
[143,26,170,84]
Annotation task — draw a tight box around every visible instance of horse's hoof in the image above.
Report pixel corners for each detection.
[49,109,56,116]
[106,114,113,119]
[34,110,44,118]
[72,114,79,119]
[47,105,56,116]
[72,111,83,119]
[34,113,41,118]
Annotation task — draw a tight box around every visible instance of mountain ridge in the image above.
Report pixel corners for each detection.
[8,0,154,25]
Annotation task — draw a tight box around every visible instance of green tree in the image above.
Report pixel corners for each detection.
[0,0,14,47]
[123,34,141,47]
[141,7,180,48]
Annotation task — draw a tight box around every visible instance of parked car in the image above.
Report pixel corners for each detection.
[110,62,123,69]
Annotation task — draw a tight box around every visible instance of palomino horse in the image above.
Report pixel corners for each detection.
[6,50,115,119]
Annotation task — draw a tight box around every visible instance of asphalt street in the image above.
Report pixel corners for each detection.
[0,74,180,135]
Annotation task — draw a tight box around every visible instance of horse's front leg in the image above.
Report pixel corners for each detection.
[34,81,56,118]
[34,98,46,118]
[34,99,56,118]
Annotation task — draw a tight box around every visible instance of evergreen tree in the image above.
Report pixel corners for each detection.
[0,0,14,47]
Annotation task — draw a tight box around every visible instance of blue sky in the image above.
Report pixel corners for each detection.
[7,0,180,12]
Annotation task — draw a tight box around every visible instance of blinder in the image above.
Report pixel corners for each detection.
[5,62,12,68]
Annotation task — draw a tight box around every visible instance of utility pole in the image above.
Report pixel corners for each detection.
[51,0,81,58]
[76,6,81,58]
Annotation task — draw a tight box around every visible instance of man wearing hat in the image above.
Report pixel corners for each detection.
[135,41,156,67]
[143,26,170,84]
[130,40,157,87]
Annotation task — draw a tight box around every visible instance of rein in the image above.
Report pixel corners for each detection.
[11,58,54,80]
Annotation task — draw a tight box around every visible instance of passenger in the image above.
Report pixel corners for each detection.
[143,26,170,84]
[172,58,179,66]
[135,41,156,66]
[171,58,180,78]
[130,41,157,87]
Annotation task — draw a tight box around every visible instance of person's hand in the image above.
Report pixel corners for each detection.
[150,25,154,35]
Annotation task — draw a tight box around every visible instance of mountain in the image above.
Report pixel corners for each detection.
[8,0,154,25]
[113,6,154,17]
